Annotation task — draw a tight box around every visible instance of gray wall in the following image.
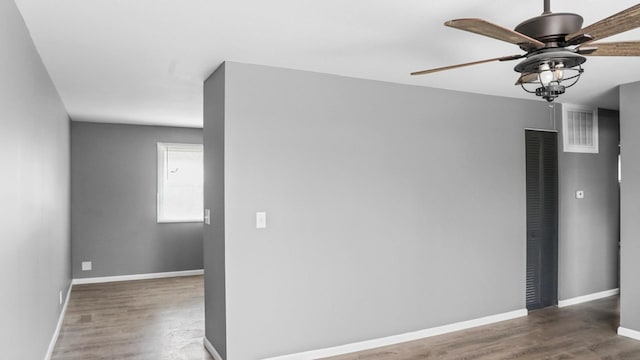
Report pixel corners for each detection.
[0,0,71,358]
[203,64,227,357]
[205,62,567,359]
[71,122,203,278]
[557,108,620,301]
[620,82,640,332]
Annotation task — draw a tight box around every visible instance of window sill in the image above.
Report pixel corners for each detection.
[157,219,204,224]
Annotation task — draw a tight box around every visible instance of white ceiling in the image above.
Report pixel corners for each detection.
[14,0,640,128]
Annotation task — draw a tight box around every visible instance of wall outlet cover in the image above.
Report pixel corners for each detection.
[256,211,267,229]
[82,261,92,271]
[59,291,63,305]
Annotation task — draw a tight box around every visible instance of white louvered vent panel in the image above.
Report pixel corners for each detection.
[562,104,598,153]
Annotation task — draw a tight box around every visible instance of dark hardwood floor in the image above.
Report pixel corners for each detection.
[52,277,640,360]
[324,296,640,360]
[52,275,212,360]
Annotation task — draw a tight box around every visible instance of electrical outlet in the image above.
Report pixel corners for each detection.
[256,212,267,229]
[82,261,92,271]
[59,291,63,305]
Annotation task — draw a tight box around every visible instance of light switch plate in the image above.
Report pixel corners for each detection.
[256,212,267,229]
[81,261,92,271]
[204,209,211,225]
[576,190,585,199]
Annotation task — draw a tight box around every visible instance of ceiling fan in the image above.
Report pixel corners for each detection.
[411,0,640,102]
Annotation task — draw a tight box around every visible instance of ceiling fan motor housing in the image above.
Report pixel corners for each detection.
[515,13,584,46]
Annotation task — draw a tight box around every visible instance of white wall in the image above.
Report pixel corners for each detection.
[71,122,203,278]
[0,1,71,358]
[557,108,620,301]
[205,62,563,359]
[203,64,228,358]
[620,81,640,332]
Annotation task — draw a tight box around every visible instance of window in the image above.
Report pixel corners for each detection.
[562,104,598,153]
[157,142,203,223]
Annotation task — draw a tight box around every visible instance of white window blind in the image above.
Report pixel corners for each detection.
[157,143,203,223]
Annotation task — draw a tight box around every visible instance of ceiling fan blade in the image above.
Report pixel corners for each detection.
[411,54,524,76]
[445,18,545,50]
[575,46,599,55]
[567,4,640,43]
[578,41,640,56]
[515,73,539,85]
[566,34,594,46]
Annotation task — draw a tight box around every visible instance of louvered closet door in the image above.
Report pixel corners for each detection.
[525,130,558,310]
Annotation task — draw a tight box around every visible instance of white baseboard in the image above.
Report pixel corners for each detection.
[263,309,528,360]
[44,282,73,360]
[618,327,640,341]
[204,337,224,360]
[557,288,619,308]
[72,269,204,285]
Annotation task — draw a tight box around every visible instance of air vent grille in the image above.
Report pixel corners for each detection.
[562,105,598,153]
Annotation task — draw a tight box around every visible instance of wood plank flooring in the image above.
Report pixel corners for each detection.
[52,277,640,360]
[52,275,212,360]
[324,296,640,360]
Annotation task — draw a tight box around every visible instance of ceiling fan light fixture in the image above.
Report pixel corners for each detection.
[554,62,565,81]
[515,51,585,102]
[536,83,565,102]
[514,50,585,74]
[538,63,554,85]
